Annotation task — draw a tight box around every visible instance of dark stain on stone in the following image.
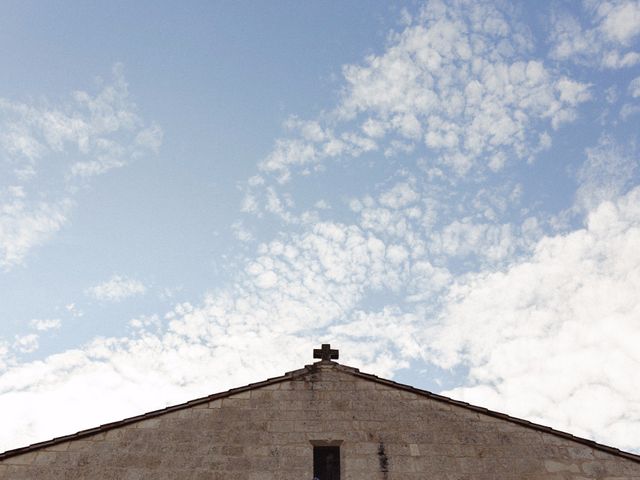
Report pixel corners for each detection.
[378,441,389,479]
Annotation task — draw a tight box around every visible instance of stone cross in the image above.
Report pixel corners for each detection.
[313,344,339,361]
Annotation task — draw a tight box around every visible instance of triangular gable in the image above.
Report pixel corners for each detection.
[1,360,639,467]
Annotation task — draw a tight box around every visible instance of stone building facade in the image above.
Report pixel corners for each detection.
[1,346,639,479]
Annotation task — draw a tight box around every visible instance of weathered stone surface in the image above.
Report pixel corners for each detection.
[1,362,639,479]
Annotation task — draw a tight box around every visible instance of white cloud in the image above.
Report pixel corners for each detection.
[0,198,71,270]
[337,2,589,173]
[620,102,640,119]
[602,50,640,68]
[29,319,62,332]
[605,85,619,103]
[258,124,376,183]
[629,75,640,97]
[231,219,254,242]
[428,185,640,450]
[314,199,330,210]
[0,341,9,372]
[574,136,637,213]
[556,78,593,105]
[598,0,640,44]
[86,275,147,302]
[13,334,39,354]
[328,307,423,367]
[378,181,419,209]
[351,177,538,271]
[129,314,161,331]
[69,149,126,177]
[1,64,158,180]
[135,123,163,152]
[264,187,296,223]
[430,220,517,262]
[65,303,83,318]
[0,64,161,270]
[259,138,318,182]
[550,1,640,69]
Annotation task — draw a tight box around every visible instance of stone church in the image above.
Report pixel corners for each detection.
[1,344,639,479]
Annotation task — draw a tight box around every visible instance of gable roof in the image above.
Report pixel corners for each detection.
[1,360,639,463]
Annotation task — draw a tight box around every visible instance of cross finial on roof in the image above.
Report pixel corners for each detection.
[313,344,339,361]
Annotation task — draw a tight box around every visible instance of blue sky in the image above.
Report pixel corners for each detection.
[1,0,640,453]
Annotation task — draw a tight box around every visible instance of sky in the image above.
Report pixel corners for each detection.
[1,0,639,454]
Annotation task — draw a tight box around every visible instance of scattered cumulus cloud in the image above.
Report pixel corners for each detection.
[1,64,158,181]
[620,103,640,119]
[231,220,254,242]
[0,341,9,371]
[13,334,39,354]
[378,181,419,209]
[629,75,640,97]
[86,275,147,302]
[29,319,62,332]
[573,136,638,213]
[617,65,639,121]
[65,303,84,318]
[338,1,588,173]
[134,123,163,153]
[0,197,71,271]
[549,0,640,69]
[129,314,161,331]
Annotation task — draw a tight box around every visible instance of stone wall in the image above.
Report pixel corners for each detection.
[1,362,639,479]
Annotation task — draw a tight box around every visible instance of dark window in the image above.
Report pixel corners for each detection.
[313,446,340,480]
